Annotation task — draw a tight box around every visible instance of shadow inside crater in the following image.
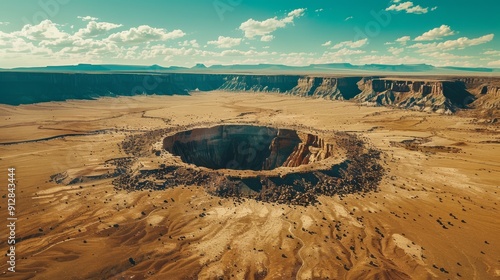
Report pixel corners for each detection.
[163,125,333,171]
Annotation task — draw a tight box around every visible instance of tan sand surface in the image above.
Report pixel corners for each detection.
[0,91,499,279]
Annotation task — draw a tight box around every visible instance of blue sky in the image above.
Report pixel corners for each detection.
[0,0,499,68]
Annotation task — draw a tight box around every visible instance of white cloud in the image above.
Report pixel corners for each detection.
[78,16,99,22]
[323,48,365,58]
[422,52,472,59]
[484,50,500,56]
[239,8,305,40]
[388,47,404,55]
[0,22,9,26]
[75,21,122,37]
[138,45,219,60]
[336,49,365,55]
[260,35,274,42]
[332,38,368,49]
[221,49,262,57]
[355,54,426,65]
[0,31,14,41]
[18,20,67,40]
[431,6,438,11]
[409,34,494,52]
[277,52,315,65]
[146,48,275,59]
[321,40,331,47]
[395,36,411,45]
[345,16,353,21]
[318,48,365,63]
[287,8,306,18]
[315,8,323,12]
[487,60,500,67]
[415,25,455,41]
[139,47,283,62]
[46,36,121,58]
[0,20,191,67]
[139,45,186,60]
[207,36,242,48]
[386,1,429,14]
[0,36,51,54]
[107,25,185,43]
[39,36,77,49]
[178,39,199,48]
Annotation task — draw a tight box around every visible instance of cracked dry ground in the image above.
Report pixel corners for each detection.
[0,91,499,279]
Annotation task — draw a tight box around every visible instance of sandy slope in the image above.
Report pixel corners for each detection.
[0,92,499,279]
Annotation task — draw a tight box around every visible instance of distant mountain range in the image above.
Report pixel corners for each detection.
[2,63,499,75]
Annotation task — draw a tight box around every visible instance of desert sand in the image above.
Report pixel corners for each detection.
[0,91,499,279]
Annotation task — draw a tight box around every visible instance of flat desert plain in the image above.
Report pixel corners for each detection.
[0,91,499,279]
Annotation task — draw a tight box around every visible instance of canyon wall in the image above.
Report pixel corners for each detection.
[282,133,334,167]
[1,72,498,114]
[0,72,223,105]
[162,125,334,171]
[163,125,282,170]
[217,75,299,93]
[354,79,462,113]
[457,77,500,112]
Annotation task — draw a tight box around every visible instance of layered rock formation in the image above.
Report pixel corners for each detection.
[1,71,498,115]
[282,134,334,167]
[162,125,333,171]
[287,77,361,99]
[217,75,298,93]
[459,78,500,112]
[354,78,460,113]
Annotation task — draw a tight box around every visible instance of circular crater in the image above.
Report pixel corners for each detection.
[162,125,335,171]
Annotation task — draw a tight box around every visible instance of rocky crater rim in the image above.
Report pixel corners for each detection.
[162,125,342,175]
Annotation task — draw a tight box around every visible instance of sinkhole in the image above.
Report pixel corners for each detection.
[162,125,334,171]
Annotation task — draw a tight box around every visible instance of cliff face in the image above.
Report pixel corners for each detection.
[287,77,361,100]
[456,78,500,111]
[288,77,344,99]
[471,85,500,111]
[213,75,497,114]
[1,71,498,115]
[217,75,299,92]
[162,125,335,171]
[354,78,460,113]
[282,133,334,167]
[0,72,225,105]
[217,76,362,100]
[163,125,292,171]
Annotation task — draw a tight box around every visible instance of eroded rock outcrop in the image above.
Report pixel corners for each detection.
[215,75,497,114]
[217,75,298,92]
[287,77,361,100]
[354,78,464,114]
[282,134,334,167]
[450,78,500,121]
[461,78,500,111]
